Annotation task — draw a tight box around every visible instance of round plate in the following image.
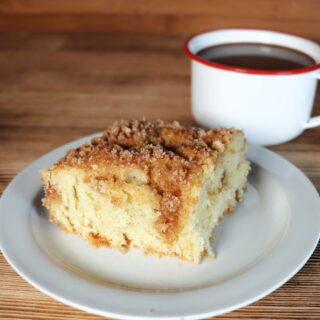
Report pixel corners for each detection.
[0,134,319,320]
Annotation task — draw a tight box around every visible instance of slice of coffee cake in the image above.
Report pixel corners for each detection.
[41,120,250,263]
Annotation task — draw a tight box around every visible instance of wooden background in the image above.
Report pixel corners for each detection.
[0,0,319,38]
[0,31,319,320]
[0,0,320,319]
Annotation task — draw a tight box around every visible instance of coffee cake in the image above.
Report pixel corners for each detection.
[41,120,250,263]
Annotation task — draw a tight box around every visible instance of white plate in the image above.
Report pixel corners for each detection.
[0,134,320,320]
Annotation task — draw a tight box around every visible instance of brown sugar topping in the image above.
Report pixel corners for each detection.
[61,119,238,166]
[56,120,240,241]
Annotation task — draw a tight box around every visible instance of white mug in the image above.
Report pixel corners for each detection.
[184,28,320,145]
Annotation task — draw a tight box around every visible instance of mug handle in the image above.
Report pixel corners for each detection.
[304,71,320,129]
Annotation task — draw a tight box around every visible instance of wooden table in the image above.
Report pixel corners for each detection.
[0,32,319,320]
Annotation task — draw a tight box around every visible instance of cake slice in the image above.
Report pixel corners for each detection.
[41,120,250,263]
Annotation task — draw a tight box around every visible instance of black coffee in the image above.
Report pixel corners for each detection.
[197,43,316,70]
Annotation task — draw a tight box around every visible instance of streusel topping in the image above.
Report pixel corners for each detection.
[61,119,237,167]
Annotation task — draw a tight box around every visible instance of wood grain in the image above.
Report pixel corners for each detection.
[0,0,319,38]
[0,32,319,319]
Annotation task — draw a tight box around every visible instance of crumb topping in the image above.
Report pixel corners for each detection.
[54,120,241,241]
[62,119,237,167]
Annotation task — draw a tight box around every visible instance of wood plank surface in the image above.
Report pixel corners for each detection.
[0,0,319,38]
[0,32,320,319]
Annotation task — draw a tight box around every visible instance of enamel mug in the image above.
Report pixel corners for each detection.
[184,28,320,145]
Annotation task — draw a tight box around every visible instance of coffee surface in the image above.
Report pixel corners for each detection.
[197,43,316,70]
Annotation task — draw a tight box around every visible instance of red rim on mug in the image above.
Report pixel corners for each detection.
[183,28,320,75]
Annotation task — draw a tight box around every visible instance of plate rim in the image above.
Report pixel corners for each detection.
[0,134,320,320]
